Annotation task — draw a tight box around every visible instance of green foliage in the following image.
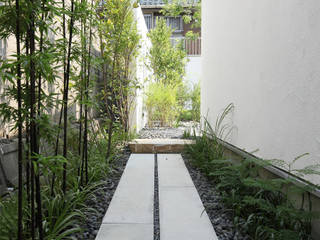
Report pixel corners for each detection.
[176,82,200,123]
[190,82,200,122]
[148,18,187,86]
[162,0,201,38]
[98,0,140,130]
[145,82,178,126]
[0,193,30,240]
[0,0,138,238]
[182,129,192,139]
[186,104,319,239]
[179,109,193,122]
[146,17,188,125]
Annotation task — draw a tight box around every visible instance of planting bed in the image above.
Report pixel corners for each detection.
[72,148,130,240]
[183,153,250,240]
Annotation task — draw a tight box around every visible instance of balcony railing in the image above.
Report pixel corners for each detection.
[171,37,201,56]
[184,38,201,56]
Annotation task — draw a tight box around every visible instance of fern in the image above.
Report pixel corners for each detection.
[185,103,319,239]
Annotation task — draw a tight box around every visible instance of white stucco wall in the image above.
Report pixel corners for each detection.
[185,56,202,87]
[202,0,320,183]
[130,6,152,133]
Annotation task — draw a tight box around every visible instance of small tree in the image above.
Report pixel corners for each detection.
[146,18,187,126]
[98,0,140,158]
[148,18,187,86]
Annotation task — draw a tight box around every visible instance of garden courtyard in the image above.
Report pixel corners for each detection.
[1,0,320,240]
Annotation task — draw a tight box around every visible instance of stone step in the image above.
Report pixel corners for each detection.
[95,154,154,240]
[158,154,218,240]
[129,138,195,153]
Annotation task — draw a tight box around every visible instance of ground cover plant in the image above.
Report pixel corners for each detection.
[0,0,139,238]
[186,105,320,240]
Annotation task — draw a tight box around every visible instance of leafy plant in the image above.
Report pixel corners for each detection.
[190,82,200,122]
[0,0,138,238]
[162,0,201,39]
[145,82,178,126]
[148,17,187,86]
[186,104,319,239]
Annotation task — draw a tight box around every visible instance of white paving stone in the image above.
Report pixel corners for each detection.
[102,154,154,224]
[95,224,153,240]
[158,154,194,187]
[158,154,218,240]
[96,154,154,240]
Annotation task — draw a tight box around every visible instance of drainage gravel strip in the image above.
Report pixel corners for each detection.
[154,153,160,240]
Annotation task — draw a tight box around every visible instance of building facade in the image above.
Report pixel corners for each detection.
[140,0,202,87]
[140,0,201,56]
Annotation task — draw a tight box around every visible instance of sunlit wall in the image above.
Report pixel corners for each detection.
[202,0,320,183]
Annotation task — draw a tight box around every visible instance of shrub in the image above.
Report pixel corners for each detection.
[145,82,178,126]
[179,109,193,122]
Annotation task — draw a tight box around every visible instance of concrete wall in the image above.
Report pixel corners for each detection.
[202,0,320,184]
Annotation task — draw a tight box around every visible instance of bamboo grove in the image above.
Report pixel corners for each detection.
[0,0,140,238]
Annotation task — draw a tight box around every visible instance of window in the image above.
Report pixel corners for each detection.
[144,14,153,30]
[166,17,183,32]
[153,16,183,32]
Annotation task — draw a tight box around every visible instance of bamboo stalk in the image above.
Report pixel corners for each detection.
[15,0,23,237]
[62,0,75,194]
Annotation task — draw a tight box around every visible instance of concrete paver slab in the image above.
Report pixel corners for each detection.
[102,154,154,224]
[158,154,194,187]
[95,224,153,240]
[102,185,154,224]
[158,153,218,240]
[96,154,154,240]
[159,187,217,240]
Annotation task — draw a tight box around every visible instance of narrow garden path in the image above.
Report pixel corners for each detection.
[94,124,249,240]
[95,153,217,240]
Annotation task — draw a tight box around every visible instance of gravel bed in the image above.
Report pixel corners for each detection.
[183,153,250,240]
[138,127,185,139]
[138,121,198,139]
[72,148,130,240]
